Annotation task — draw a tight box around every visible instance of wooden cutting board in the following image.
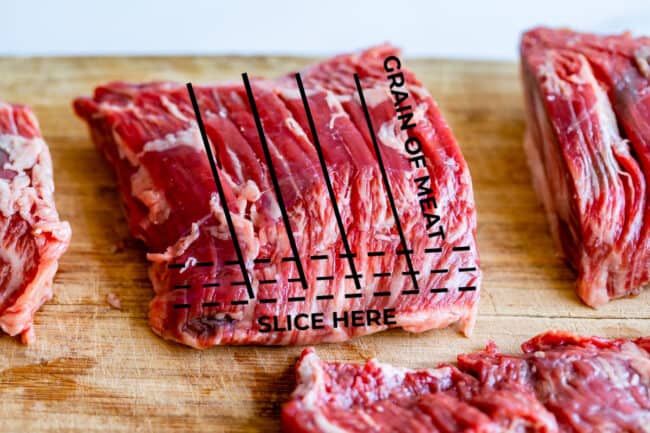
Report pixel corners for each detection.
[0,55,648,433]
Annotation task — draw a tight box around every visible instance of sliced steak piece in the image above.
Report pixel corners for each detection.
[521,27,650,306]
[73,45,480,348]
[0,102,71,343]
[283,331,650,433]
[459,332,650,432]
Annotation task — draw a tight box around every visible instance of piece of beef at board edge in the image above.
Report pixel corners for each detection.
[283,331,650,433]
[73,45,480,348]
[0,102,71,343]
[521,27,650,307]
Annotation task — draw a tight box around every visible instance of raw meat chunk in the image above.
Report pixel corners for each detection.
[283,331,650,432]
[521,27,650,306]
[74,45,480,348]
[0,102,71,343]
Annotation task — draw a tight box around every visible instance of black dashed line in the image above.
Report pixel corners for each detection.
[316,294,334,300]
[174,284,191,289]
[431,269,449,274]
[402,289,419,295]
[452,246,471,252]
[373,291,391,297]
[374,272,391,277]
[459,286,477,292]
[202,302,220,307]
[288,296,306,302]
[173,304,191,309]
[344,293,362,298]
[368,251,385,257]
[310,254,328,260]
[259,298,277,304]
[202,282,220,288]
[316,276,334,281]
[425,247,443,253]
[430,288,449,293]
[459,267,477,272]
[231,300,248,305]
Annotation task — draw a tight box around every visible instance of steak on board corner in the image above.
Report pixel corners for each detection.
[0,102,71,343]
[521,27,650,306]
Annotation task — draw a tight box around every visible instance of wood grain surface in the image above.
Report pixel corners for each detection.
[0,56,648,432]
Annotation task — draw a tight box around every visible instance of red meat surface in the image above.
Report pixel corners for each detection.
[283,331,650,433]
[74,45,480,348]
[0,102,71,343]
[521,27,650,306]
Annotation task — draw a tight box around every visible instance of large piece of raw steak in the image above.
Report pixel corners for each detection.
[521,27,650,306]
[283,332,650,432]
[0,102,71,343]
[74,46,480,348]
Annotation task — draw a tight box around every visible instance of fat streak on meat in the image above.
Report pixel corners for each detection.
[0,102,71,343]
[73,45,480,348]
[521,27,650,306]
[283,331,650,433]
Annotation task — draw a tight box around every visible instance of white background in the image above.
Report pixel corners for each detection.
[2,0,650,59]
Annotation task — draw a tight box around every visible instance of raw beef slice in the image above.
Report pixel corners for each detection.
[283,331,650,433]
[521,27,650,306]
[73,45,480,348]
[0,102,71,343]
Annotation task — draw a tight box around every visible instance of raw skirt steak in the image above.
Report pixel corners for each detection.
[73,45,480,348]
[521,27,650,306]
[0,102,71,343]
[283,331,650,433]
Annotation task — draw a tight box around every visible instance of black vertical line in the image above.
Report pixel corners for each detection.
[295,73,361,290]
[241,73,308,290]
[186,83,255,300]
[354,74,419,292]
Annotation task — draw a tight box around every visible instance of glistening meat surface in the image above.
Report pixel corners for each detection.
[283,332,650,433]
[73,46,480,348]
[0,102,71,343]
[521,27,650,306]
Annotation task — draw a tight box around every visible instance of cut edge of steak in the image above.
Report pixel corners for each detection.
[0,102,71,343]
[73,45,481,348]
[283,331,650,433]
[520,27,650,306]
